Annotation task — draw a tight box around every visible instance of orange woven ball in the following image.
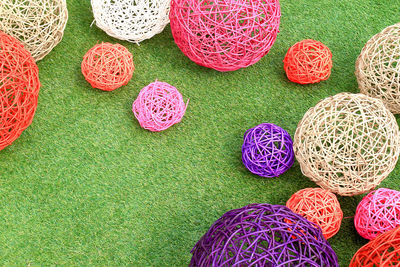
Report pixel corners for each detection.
[283,39,332,84]
[81,42,134,91]
[286,188,343,239]
[350,226,400,266]
[0,31,40,151]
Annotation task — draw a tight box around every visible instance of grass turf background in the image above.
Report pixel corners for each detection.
[1,0,400,265]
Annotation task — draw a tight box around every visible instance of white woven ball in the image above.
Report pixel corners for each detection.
[91,0,171,44]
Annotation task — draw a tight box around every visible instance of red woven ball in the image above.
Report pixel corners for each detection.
[286,188,343,239]
[283,39,332,84]
[0,31,40,151]
[81,42,134,91]
[169,0,281,72]
[354,188,400,240]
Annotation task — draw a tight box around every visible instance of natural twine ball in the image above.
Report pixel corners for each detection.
[294,93,400,196]
[283,39,332,84]
[81,43,134,91]
[354,188,400,240]
[190,203,339,266]
[132,81,188,132]
[0,31,41,150]
[91,0,171,44]
[169,0,281,72]
[356,23,400,114]
[0,0,68,61]
[286,188,343,239]
[242,123,294,178]
[350,226,400,267]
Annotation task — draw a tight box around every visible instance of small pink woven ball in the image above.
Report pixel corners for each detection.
[132,81,188,132]
[354,188,400,240]
[169,0,281,72]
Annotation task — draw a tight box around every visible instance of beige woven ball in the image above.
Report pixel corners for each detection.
[294,93,400,196]
[356,23,400,114]
[0,0,68,61]
[91,0,171,44]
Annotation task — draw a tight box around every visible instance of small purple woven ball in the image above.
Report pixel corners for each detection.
[242,123,294,177]
[190,203,338,267]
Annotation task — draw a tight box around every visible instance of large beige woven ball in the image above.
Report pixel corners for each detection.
[91,0,171,44]
[294,93,400,196]
[356,23,400,114]
[0,0,68,61]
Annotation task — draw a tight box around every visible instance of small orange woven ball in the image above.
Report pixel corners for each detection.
[283,39,332,84]
[81,42,134,91]
[286,188,343,239]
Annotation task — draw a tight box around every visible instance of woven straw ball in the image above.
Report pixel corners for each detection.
[190,203,339,267]
[356,23,400,114]
[132,81,188,132]
[81,43,134,91]
[0,31,41,151]
[283,39,332,84]
[0,0,68,61]
[91,0,171,44]
[294,93,400,196]
[286,188,343,239]
[354,188,400,240]
[242,123,294,178]
[350,226,400,267]
[169,0,281,72]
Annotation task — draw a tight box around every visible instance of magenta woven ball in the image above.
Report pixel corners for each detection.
[132,81,188,132]
[354,188,400,240]
[169,0,281,72]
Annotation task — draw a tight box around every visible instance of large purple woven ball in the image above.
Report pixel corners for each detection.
[242,123,294,177]
[190,204,338,266]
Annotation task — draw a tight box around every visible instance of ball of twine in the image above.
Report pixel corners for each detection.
[0,31,40,150]
[242,123,294,178]
[283,39,332,84]
[350,226,400,266]
[0,0,68,61]
[81,42,134,91]
[356,23,400,114]
[286,188,343,239]
[294,93,400,196]
[169,0,281,72]
[190,203,339,266]
[132,81,188,132]
[91,0,171,44]
[354,188,400,240]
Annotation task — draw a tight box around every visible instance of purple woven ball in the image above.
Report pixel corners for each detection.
[190,203,338,267]
[242,123,294,177]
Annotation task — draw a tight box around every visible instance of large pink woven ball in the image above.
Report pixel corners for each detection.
[169,0,281,72]
[132,81,188,132]
[354,188,400,240]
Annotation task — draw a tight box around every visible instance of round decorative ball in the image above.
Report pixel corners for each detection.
[0,0,68,61]
[286,188,343,239]
[350,226,400,266]
[169,0,281,72]
[0,31,40,150]
[242,123,294,178]
[91,0,171,44]
[132,81,188,132]
[354,188,400,240]
[81,43,134,91]
[283,39,332,84]
[356,23,400,114]
[190,203,339,266]
[294,93,400,196]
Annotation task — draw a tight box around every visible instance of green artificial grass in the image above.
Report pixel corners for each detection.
[1,0,400,265]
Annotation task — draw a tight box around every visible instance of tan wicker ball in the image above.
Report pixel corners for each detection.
[0,0,68,61]
[294,93,400,196]
[356,23,400,114]
[91,0,171,44]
